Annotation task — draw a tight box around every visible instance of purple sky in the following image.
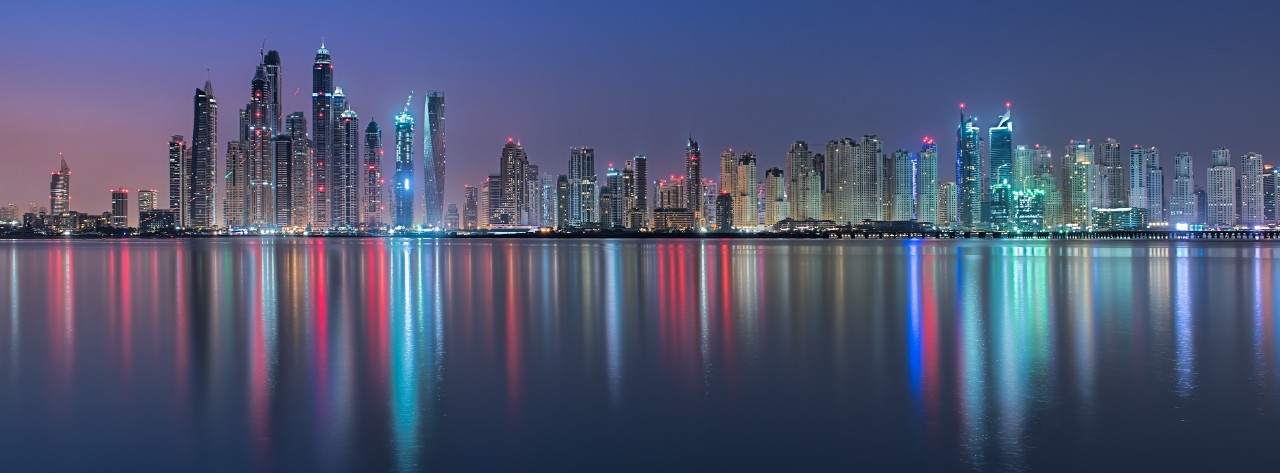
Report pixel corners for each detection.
[2,0,1278,216]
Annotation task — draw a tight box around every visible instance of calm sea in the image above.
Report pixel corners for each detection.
[0,238,1278,472]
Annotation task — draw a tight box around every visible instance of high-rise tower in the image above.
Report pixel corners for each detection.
[285,113,310,228]
[988,104,1013,192]
[917,138,939,225]
[273,134,292,227]
[685,138,703,223]
[498,139,530,226]
[956,107,982,228]
[331,107,361,228]
[1240,152,1265,227]
[1207,147,1235,228]
[786,141,821,221]
[568,147,596,226]
[423,91,446,228]
[1098,138,1125,208]
[363,121,384,227]
[191,80,218,228]
[1170,153,1196,225]
[49,156,70,214]
[246,64,274,228]
[392,93,415,229]
[167,135,186,217]
[311,42,334,229]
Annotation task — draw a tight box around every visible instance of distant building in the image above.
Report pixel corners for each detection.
[1170,153,1196,225]
[49,156,70,214]
[787,141,821,221]
[733,152,758,229]
[1012,188,1045,232]
[445,204,459,229]
[684,138,704,225]
[110,188,128,228]
[763,167,787,227]
[1265,165,1278,224]
[463,184,479,230]
[988,106,1013,193]
[312,43,335,229]
[1098,138,1126,208]
[938,182,958,228]
[423,91,447,229]
[891,149,915,221]
[917,138,939,225]
[715,192,733,230]
[393,96,415,229]
[362,121,384,228]
[190,80,218,228]
[568,147,596,227]
[1240,152,1265,227]
[989,182,1012,230]
[1206,147,1236,228]
[224,141,246,229]
[139,209,178,232]
[167,136,187,223]
[285,113,310,228]
[956,110,982,228]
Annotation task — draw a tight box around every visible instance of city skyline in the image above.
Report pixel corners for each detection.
[2,1,1278,217]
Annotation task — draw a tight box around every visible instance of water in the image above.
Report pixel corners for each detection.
[0,238,1277,472]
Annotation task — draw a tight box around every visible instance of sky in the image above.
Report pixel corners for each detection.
[1,0,1278,216]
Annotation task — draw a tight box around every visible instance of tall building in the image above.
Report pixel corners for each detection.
[362,121,384,227]
[482,174,501,228]
[720,148,738,207]
[331,108,361,228]
[733,152,758,229]
[568,147,596,227]
[631,155,648,227]
[190,81,218,228]
[824,138,856,223]
[854,135,884,222]
[1128,145,1149,210]
[167,136,186,218]
[917,138,939,225]
[600,167,622,228]
[956,109,982,228]
[938,182,958,227]
[763,167,787,227]
[1098,138,1126,208]
[445,204,459,229]
[138,189,157,214]
[684,138,703,223]
[655,177,684,210]
[1207,147,1236,228]
[1266,166,1279,224]
[262,50,282,132]
[702,180,718,228]
[110,189,129,228]
[988,105,1013,192]
[892,149,916,221]
[311,43,335,229]
[1064,139,1096,227]
[224,141,247,229]
[1013,145,1035,192]
[462,184,478,230]
[1194,187,1208,225]
[786,141,821,220]
[285,113,310,228]
[392,95,415,229]
[497,139,530,226]
[1170,152,1196,225]
[555,175,570,229]
[1240,152,1265,227]
[245,65,274,228]
[423,91,446,228]
[49,156,70,214]
[1147,151,1165,225]
[273,134,292,227]
[715,192,733,230]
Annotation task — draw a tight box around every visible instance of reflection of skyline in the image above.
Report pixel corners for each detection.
[3,239,1280,470]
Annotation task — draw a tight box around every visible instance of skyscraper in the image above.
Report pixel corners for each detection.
[956,109,982,228]
[824,138,856,223]
[917,138,939,225]
[568,147,596,226]
[854,135,883,222]
[631,155,648,227]
[224,141,246,229]
[684,138,703,223]
[262,50,282,133]
[1143,147,1164,225]
[1064,139,1096,226]
[273,134,292,227]
[498,139,530,226]
[1098,138,1125,208]
[363,121,384,227]
[311,43,335,229]
[285,113,310,228]
[720,148,738,205]
[1240,152,1265,227]
[49,156,70,214]
[190,81,218,228]
[245,65,274,228]
[555,175,570,229]
[423,91,446,228]
[733,152,758,229]
[460,184,478,230]
[1266,165,1278,224]
[1170,152,1196,225]
[1128,145,1149,210]
[331,108,361,228]
[110,189,128,228]
[786,141,821,221]
[988,105,1013,192]
[393,94,414,229]
[1207,147,1236,228]
[892,149,916,221]
[167,135,186,218]
[939,182,958,226]
[763,167,787,227]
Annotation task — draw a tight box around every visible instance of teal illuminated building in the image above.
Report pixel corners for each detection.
[955,107,982,228]
[393,93,415,229]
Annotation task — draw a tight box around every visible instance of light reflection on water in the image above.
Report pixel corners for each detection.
[0,238,1278,471]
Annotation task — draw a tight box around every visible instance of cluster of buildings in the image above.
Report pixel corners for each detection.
[2,56,1272,234]
[160,43,448,233]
